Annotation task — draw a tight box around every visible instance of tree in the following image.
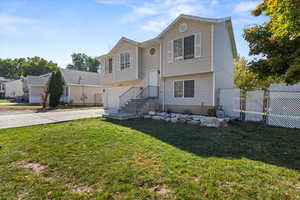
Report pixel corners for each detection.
[244,0,300,85]
[67,53,100,72]
[252,0,300,40]
[22,57,59,77]
[48,71,63,107]
[0,57,58,79]
[234,56,274,91]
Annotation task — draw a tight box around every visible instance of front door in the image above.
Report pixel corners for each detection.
[148,70,158,97]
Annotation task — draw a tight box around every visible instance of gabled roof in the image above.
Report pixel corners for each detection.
[156,14,231,39]
[98,14,237,58]
[26,73,51,85]
[0,77,14,82]
[60,69,102,86]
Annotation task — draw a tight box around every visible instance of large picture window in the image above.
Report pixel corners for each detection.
[174,80,195,98]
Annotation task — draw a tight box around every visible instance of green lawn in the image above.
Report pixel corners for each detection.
[0,99,14,103]
[0,118,299,199]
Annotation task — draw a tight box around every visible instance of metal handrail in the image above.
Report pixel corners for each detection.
[136,86,159,99]
[119,87,142,107]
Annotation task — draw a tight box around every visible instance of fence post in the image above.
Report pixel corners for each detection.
[262,90,270,124]
[240,89,246,121]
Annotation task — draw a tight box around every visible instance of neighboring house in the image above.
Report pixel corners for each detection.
[97,14,237,115]
[60,69,103,105]
[0,77,14,98]
[25,73,52,104]
[4,79,24,99]
[24,69,103,105]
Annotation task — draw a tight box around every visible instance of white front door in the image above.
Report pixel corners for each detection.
[148,70,158,97]
[149,70,158,86]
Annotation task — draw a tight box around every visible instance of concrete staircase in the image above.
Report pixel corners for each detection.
[104,86,160,120]
[119,98,159,116]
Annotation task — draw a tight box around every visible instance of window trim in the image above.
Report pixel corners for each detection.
[173,79,195,99]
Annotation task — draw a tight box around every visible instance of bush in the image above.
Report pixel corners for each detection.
[207,108,216,117]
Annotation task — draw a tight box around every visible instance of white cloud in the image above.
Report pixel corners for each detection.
[140,19,167,32]
[0,13,36,25]
[211,0,218,6]
[134,6,157,15]
[118,0,207,32]
[0,13,37,34]
[234,1,259,13]
[95,0,130,5]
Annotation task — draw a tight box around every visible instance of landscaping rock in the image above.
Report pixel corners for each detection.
[187,120,200,125]
[164,117,171,122]
[149,111,156,115]
[143,115,152,119]
[170,118,177,123]
[152,116,161,120]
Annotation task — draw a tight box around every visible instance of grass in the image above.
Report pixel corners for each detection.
[0,99,14,103]
[0,105,42,110]
[0,118,299,199]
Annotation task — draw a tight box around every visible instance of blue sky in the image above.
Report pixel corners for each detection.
[0,0,267,68]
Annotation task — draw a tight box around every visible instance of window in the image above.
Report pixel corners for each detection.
[108,58,113,73]
[173,34,197,60]
[65,87,68,96]
[120,52,130,70]
[120,54,125,70]
[173,38,183,60]
[174,81,183,97]
[184,80,194,97]
[125,53,130,69]
[174,80,195,98]
[149,48,156,55]
[184,35,194,59]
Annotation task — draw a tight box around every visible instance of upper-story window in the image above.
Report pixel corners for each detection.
[169,33,201,63]
[104,58,113,74]
[174,38,183,60]
[108,58,113,73]
[120,52,130,71]
[174,35,195,60]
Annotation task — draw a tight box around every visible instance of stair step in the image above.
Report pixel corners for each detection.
[104,113,138,120]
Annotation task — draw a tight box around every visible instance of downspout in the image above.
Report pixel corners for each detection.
[159,41,165,111]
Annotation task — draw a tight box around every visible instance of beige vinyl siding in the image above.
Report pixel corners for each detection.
[161,73,213,106]
[5,80,24,98]
[161,18,212,77]
[69,85,103,105]
[141,45,160,87]
[213,22,234,91]
[100,41,140,85]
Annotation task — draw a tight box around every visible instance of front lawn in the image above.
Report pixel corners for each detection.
[0,99,14,103]
[0,118,299,199]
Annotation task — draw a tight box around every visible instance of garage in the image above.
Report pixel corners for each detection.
[103,86,131,109]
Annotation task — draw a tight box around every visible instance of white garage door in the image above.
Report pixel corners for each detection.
[104,87,131,109]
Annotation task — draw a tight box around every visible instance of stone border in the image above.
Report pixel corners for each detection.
[144,111,232,127]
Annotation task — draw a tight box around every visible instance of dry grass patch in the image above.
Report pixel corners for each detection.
[9,160,47,174]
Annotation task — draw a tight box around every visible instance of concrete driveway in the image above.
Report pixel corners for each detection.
[0,108,104,129]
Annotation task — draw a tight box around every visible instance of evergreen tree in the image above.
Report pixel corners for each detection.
[48,71,64,107]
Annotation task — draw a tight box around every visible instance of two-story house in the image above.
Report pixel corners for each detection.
[98,14,237,115]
